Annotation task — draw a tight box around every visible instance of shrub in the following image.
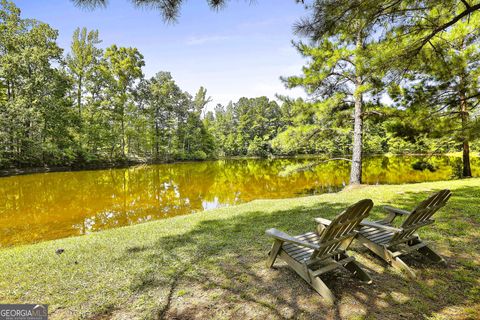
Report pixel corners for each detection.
[191,150,207,160]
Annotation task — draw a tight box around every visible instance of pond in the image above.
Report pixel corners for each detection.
[0,155,478,247]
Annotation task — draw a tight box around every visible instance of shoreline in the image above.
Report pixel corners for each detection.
[0,159,197,177]
[0,152,473,178]
[0,162,138,177]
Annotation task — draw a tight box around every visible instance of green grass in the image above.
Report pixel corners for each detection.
[1,179,479,319]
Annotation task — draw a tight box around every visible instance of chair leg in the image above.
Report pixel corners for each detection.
[418,244,446,264]
[408,237,445,264]
[266,239,283,268]
[390,256,416,279]
[342,257,372,283]
[308,270,335,305]
[361,240,416,278]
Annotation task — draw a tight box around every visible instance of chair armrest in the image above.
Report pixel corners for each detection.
[314,217,332,226]
[265,228,320,250]
[360,220,403,232]
[384,206,410,216]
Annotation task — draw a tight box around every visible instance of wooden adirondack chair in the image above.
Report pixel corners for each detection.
[265,199,373,304]
[358,189,451,278]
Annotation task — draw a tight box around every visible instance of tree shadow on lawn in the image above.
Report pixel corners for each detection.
[119,187,480,320]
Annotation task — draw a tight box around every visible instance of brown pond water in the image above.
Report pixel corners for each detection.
[0,155,478,247]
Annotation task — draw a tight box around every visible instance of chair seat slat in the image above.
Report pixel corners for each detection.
[360,226,391,237]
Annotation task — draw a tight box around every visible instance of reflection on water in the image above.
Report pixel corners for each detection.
[0,155,478,247]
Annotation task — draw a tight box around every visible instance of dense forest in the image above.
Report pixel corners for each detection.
[1,1,479,177]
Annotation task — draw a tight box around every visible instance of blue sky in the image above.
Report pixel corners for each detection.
[16,0,308,108]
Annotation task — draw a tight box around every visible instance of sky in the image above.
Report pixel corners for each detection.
[15,0,309,108]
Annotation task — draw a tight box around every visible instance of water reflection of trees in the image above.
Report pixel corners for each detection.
[0,155,478,246]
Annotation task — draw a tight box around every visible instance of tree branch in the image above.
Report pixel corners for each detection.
[412,2,480,54]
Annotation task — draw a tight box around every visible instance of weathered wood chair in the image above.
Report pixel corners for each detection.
[265,199,373,304]
[358,189,451,278]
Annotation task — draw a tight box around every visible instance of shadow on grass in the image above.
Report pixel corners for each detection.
[118,187,480,319]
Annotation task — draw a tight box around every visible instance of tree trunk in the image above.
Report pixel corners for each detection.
[121,116,125,158]
[7,80,11,100]
[350,85,363,184]
[154,122,159,160]
[77,75,82,118]
[350,31,364,185]
[119,102,126,158]
[463,141,471,177]
[460,91,472,177]
[120,93,127,158]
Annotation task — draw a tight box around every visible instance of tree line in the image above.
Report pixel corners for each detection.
[0,1,219,168]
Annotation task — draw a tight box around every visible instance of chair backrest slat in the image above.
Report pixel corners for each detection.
[401,189,451,227]
[312,199,373,259]
[392,189,451,243]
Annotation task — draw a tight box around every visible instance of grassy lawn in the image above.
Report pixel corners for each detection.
[0,179,479,319]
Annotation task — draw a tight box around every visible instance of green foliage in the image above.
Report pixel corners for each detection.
[0,1,219,168]
[271,97,352,155]
[385,12,480,176]
[247,136,268,157]
[65,27,102,116]
[191,150,207,161]
[0,0,75,167]
[74,0,229,21]
[272,0,480,171]
[206,97,282,157]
